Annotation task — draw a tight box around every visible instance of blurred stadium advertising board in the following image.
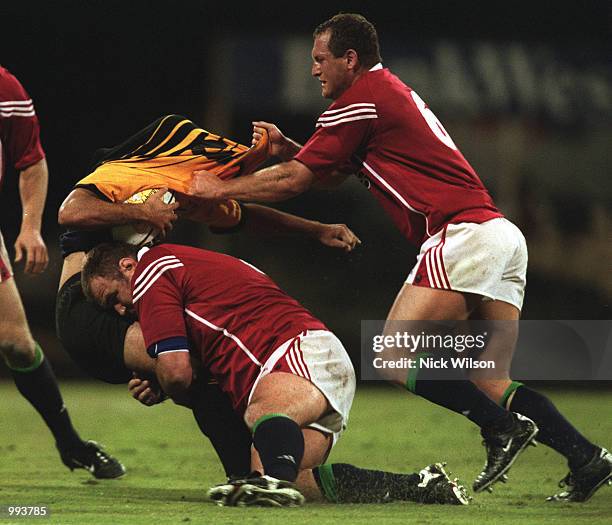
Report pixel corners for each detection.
[224,37,611,126]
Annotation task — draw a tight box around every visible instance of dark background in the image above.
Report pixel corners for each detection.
[0,1,610,377]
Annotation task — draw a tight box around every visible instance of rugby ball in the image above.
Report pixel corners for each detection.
[112,189,176,247]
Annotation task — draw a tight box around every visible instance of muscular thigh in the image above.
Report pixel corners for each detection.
[244,372,329,428]
[387,283,479,321]
[379,284,480,384]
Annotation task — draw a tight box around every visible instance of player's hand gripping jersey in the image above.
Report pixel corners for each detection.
[295,66,502,246]
[76,114,270,229]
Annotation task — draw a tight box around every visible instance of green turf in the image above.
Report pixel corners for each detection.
[0,382,610,524]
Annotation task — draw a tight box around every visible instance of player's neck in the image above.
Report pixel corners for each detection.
[333,67,369,101]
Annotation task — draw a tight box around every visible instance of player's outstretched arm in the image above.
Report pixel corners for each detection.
[190,160,315,203]
[15,158,49,274]
[242,203,361,252]
[58,187,179,235]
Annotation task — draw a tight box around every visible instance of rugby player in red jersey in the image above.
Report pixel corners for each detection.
[56,114,362,479]
[187,14,611,501]
[0,65,124,478]
[81,241,470,507]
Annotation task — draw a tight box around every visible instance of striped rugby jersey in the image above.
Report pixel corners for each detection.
[75,115,269,228]
[77,114,270,201]
[75,114,270,229]
[0,66,45,189]
[61,115,270,257]
[295,65,502,246]
[133,243,326,412]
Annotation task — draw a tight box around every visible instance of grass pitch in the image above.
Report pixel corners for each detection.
[0,381,610,524]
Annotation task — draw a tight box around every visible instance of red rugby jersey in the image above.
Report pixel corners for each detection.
[295,65,502,246]
[0,66,45,189]
[132,244,326,411]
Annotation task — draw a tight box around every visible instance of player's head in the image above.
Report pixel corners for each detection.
[82,242,139,311]
[312,13,382,100]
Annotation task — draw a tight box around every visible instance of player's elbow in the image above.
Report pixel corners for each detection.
[57,201,75,226]
[157,367,192,400]
[58,189,100,227]
[58,203,87,227]
[58,194,86,226]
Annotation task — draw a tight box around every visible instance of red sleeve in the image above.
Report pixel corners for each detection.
[294,109,374,180]
[0,69,45,170]
[132,249,188,349]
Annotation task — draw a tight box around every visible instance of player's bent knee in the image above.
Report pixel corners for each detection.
[0,322,35,348]
[0,338,37,368]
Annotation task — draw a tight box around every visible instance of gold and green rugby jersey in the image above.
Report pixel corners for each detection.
[75,114,269,228]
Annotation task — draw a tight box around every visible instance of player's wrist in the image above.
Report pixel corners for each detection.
[308,220,326,238]
[18,222,42,236]
[210,182,230,201]
[279,139,301,161]
[21,210,43,227]
[132,202,155,224]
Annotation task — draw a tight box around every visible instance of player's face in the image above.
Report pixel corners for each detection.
[311,31,353,100]
[90,274,133,312]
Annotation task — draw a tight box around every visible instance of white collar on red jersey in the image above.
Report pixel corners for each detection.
[137,246,150,261]
[369,63,383,71]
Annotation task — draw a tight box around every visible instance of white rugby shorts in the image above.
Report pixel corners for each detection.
[406,218,528,310]
[248,330,356,446]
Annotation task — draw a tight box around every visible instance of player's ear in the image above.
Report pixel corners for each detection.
[118,256,137,274]
[345,49,359,70]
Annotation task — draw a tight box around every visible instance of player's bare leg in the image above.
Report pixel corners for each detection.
[387,283,477,322]
[380,283,477,386]
[383,283,537,493]
[245,372,329,427]
[0,276,124,478]
[468,298,519,400]
[0,276,36,368]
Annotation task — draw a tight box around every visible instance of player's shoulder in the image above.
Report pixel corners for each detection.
[133,245,187,294]
[137,244,185,270]
[132,245,187,303]
[0,65,30,101]
[331,73,376,109]
[363,67,412,101]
